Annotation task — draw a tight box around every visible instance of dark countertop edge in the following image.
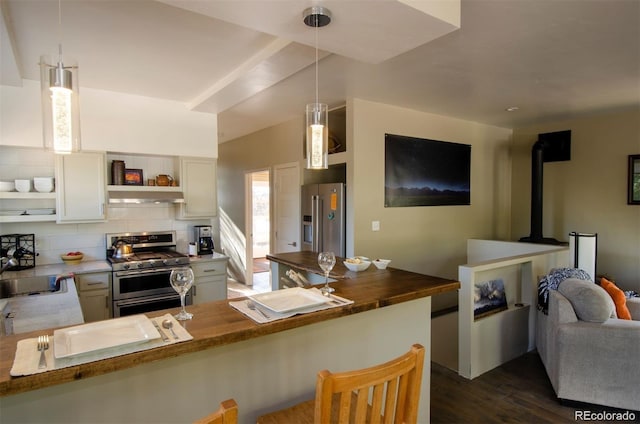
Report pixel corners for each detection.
[266,253,344,279]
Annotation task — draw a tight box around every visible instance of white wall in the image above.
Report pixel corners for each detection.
[510,109,640,291]
[350,99,513,309]
[0,80,218,157]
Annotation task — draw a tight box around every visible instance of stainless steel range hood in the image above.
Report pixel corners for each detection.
[108,190,184,204]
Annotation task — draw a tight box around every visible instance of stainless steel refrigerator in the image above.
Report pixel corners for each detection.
[301,183,345,256]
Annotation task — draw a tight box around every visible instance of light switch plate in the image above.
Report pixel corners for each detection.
[372,221,380,231]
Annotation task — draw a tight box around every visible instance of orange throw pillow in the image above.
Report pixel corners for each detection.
[600,277,631,320]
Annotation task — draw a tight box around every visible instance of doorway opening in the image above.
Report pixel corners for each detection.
[246,169,271,292]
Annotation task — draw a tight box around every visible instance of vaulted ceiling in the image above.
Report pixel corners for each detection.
[2,0,639,143]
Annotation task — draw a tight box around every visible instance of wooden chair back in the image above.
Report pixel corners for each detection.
[193,399,238,424]
[314,343,425,424]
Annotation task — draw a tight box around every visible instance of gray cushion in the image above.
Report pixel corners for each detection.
[558,278,613,323]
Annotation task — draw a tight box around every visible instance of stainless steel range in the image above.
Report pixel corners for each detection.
[106,231,192,317]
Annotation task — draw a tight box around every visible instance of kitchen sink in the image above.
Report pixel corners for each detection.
[0,276,68,299]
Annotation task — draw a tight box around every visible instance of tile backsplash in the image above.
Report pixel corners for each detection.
[0,205,215,265]
[0,146,55,181]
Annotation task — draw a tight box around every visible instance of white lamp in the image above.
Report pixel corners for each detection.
[40,1,81,154]
[569,232,597,280]
[304,6,331,170]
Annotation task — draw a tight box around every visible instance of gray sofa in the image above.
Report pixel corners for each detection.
[536,282,640,411]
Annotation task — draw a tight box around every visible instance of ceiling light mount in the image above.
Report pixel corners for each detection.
[303,6,332,28]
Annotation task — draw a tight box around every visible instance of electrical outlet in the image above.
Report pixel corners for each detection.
[372,221,380,231]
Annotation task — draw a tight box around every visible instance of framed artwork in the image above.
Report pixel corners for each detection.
[124,168,143,185]
[385,133,471,207]
[628,154,640,205]
[473,278,508,320]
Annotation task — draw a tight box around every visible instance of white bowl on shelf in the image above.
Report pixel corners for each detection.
[0,181,15,192]
[14,179,31,193]
[33,177,54,193]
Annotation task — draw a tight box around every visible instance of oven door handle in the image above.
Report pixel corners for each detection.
[115,268,175,277]
[114,293,182,307]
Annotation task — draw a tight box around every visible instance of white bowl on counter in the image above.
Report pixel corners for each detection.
[33,177,54,193]
[343,258,371,272]
[373,259,392,269]
[14,179,31,193]
[0,181,15,192]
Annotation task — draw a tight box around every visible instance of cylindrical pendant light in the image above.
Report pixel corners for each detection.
[40,1,81,154]
[40,54,81,154]
[303,6,331,170]
[306,103,328,169]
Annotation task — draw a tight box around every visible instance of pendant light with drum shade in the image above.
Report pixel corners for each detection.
[40,0,81,154]
[303,6,331,170]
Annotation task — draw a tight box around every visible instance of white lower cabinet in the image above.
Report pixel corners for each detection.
[191,256,228,304]
[56,152,107,223]
[76,272,111,322]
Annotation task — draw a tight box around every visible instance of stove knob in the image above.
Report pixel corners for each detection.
[123,264,130,270]
[137,263,144,269]
[162,259,169,266]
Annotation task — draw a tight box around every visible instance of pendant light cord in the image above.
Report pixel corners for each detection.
[57,0,63,62]
[314,22,319,105]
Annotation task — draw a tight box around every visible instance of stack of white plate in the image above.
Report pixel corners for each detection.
[33,177,54,193]
[0,181,15,192]
[14,179,31,193]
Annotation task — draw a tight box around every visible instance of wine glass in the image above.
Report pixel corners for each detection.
[318,251,336,295]
[170,267,194,320]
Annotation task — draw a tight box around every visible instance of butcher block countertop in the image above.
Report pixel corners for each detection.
[0,252,459,397]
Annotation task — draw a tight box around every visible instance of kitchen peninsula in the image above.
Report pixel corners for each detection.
[0,253,458,423]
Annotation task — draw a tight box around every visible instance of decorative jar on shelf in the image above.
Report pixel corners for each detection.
[155,174,173,186]
[111,160,125,185]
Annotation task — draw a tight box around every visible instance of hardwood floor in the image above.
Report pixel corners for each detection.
[430,352,639,423]
[253,257,270,273]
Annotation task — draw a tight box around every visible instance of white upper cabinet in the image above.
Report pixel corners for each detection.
[55,152,107,223]
[178,157,217,219]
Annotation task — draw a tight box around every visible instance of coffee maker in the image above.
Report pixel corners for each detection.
[194,225,214,255]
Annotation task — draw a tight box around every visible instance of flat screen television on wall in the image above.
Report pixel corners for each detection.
[385,133,471,207]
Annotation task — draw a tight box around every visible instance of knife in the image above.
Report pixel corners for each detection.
[152,320,170,342]
[329,294,348,304]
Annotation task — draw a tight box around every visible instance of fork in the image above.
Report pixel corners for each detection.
[246,300,270,319]
[37,335,49,369]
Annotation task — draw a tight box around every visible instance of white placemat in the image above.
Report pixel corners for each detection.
[10,314,192,377]
[230,288,353,324]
